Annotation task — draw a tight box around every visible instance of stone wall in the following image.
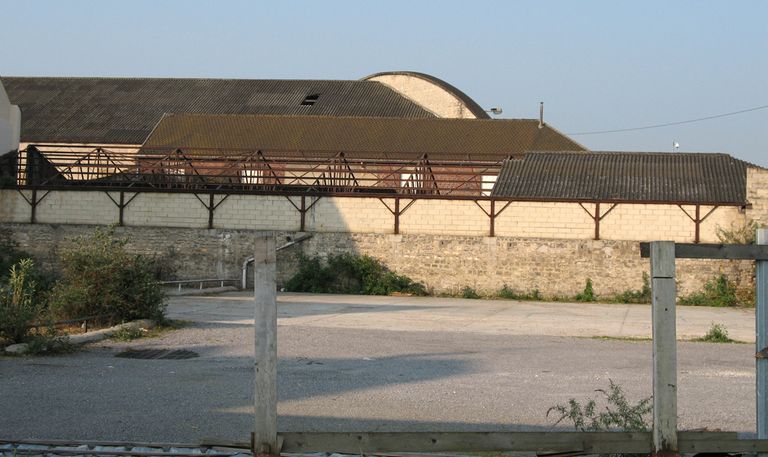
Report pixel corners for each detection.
[0,223,754,298]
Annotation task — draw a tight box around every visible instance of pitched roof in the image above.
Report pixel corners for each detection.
[139,113,586,161]
[1,76,436,144]
[492,151,753,204]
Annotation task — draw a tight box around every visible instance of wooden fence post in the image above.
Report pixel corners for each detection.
[651,241,679,457]
[253,233,278,456]
[757,228,768,457]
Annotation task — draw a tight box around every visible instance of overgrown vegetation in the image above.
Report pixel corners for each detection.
[716,219,759,245]
[460,286,480,299]
[110,325,146,342]
[611,273,651,304]
[678,274,742,307]
[575,278,597,302]
[49,227,167,323]
[285,253,427,296]
[497,284,543,301]
[548,380,652,433]
[0,259,42,343]
[697,323,735,343]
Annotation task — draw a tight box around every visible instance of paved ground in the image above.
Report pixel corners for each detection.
[0,292,758,443]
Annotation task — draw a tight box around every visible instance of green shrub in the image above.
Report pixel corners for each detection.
[547,380,651,433]
[575,278,596,302]
[0,259,40,343]
[698,323,734,343]
[285,253,427,296]
[460,286,480,299]
[111,325,145,342]
[49,228,166,323]
[679,274,739,307]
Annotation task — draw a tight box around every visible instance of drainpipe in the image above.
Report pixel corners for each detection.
[241,233,313,289]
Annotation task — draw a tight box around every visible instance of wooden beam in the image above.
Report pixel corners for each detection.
[278,431,768,454]
[253,233,277,456]
[640,242,768,260]
[650,241,678,457]
[758,228,768,457]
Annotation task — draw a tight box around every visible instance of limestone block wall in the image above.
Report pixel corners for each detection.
[365,74,478,119]
[0,189,752,242]
[748,167,768,227]
[0,223,754,298]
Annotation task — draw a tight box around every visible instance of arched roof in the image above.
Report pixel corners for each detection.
[362,71,490,119]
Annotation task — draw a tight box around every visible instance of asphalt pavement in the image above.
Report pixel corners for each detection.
[0,292,757,442]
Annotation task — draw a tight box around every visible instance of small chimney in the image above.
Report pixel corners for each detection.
[538,102,544,129]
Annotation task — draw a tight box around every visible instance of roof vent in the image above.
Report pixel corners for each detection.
[538,102,544,129]
[301,94,320,106]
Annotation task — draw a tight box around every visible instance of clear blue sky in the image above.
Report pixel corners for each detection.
[1,1,766,165]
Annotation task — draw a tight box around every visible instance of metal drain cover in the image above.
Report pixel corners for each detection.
[115,349,199,360]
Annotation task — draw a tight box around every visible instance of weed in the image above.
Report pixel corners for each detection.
[111,325,145,342]
[461,286,480,299]
[24,326,73,355]
[612,273,651,304]
[697,323,734,343]
[575,278,596,302]
[548,380,652,433]
[716,220,758,245]
[498,284,543,301]
[679,274,739,307]
[0,259,41,343]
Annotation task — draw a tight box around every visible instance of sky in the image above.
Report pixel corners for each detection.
[1,0,766,165]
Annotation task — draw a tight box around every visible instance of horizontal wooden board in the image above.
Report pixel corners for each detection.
[640,242,768,260]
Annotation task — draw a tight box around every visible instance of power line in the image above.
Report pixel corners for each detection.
[567,104,768,136]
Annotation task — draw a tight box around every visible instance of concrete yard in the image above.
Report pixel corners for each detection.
[0,292,758,442]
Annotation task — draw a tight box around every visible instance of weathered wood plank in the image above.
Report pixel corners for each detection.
[279,431,765,454]
[253,233,277,455]
[651,241,678,455]
[640,242,768,260]
[758,228,768,457]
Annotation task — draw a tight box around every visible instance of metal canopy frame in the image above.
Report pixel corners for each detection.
[7,145,746,240]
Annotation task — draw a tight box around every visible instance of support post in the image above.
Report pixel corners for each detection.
[253,233,278,456]
[394,197,400,235]
[300,196,306,232]
[694,205,701,244]
[594,202,600,240]
[208,193,215,229]
[30,189,37,224]
[118,191,125,226]
[650,241,679,457]
[489,199,496,238]
[757,228,768,457]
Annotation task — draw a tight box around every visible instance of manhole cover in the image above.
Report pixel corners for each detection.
[115,349,199,360]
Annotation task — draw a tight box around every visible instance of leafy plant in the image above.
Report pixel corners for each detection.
[679,274,739,307]
[498,284,543,301]
[0,259,41,343]
[111,325,145,342]
[575,278,596,302]
[460,286,480,299]
[698,323,734,343]
[716,219,758,245]
[285,253,427,296]
[613,273,651,304]
[24,326,73,355]
[49,227,166,323]
[548,380,652,433]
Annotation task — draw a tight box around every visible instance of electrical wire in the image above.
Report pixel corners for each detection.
[567,104,768,136]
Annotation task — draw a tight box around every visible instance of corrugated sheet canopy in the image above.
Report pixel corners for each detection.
[492,152,751,205]
[140,114,585,160]
[2,76,436,144]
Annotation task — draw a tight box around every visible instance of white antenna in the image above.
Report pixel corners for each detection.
[672,141,680,152]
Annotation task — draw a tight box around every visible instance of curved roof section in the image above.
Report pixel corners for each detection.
[2,76,435,144]
[362,71,490,119]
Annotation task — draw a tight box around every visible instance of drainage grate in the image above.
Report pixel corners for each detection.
[115,349,199,360]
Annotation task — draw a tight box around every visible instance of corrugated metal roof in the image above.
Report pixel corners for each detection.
[2,76,437,144]
[492,151,753,204]
[139,114,585,160]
